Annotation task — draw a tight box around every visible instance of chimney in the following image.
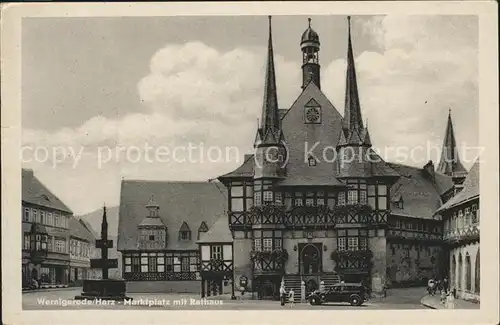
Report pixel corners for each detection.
[423,160,435,182]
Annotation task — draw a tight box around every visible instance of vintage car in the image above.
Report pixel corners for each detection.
[306,283,370,306]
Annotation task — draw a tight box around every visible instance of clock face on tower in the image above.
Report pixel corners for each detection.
[305,106,321,124]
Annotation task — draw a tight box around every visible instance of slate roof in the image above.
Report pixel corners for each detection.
[117,180,227,251]
[69,216,96,243]
[197,215,233,244]
[436,159,479,213]
[218,154,255,179]
[277,176,344,187]
[388,163,453,219]
[22,169,73,214]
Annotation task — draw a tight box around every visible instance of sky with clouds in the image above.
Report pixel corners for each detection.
[21,15,479,215]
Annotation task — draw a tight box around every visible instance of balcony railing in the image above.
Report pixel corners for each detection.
[386,229,443,242]
[250,249,288,274]
[443,223,480,245]
[330,249,373,273]
[229,204,387,229]
[200,259,233,274]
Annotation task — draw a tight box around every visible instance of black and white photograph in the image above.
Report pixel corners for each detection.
[1,2,498,325]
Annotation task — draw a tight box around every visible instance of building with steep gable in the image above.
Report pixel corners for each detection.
[436,159,479,301]
[22,168,73,288]
[117,181,226,293]
[216,16,465,299]
[116,16,476,299]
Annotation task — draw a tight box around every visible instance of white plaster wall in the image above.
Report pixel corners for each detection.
[449,242,480,301]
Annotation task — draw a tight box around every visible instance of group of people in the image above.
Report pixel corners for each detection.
[428,277,456,309]
[279,284,295,307]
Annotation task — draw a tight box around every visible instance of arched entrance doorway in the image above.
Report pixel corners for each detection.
[300,243,322,275]
[299,243,322,296]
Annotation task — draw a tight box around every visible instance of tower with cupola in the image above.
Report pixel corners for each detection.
[137,196,167,250]
[301,18,321,89]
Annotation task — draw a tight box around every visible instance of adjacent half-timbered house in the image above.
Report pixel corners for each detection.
[116,181,226,293]
[197,216,234,298]
[436,159,479,301]
[22,168,73,289]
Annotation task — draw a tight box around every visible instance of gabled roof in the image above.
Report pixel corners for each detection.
[22,169,73,214]
[337,150,400,179]
[117,180,226,251]
[179,221,190,232]
[197,215,232,244]
[279,81,344,186]
[277,175,344,187]
[79,218,99,239]
[198,221,209,232]
[138,216,166,228]
[436,159,479,213]
[218,154,255,179]
[388,163,453,219]
[69,216,96,243]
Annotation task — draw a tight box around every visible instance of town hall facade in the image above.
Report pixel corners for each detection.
[216,16,459,298]
[117,16,474,299]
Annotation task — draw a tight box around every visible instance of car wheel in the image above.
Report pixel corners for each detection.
[310,298,317,305]
[349,294,362,306]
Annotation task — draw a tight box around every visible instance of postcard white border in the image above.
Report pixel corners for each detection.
[1,2,498,325]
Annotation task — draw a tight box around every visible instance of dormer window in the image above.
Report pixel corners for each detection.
[308,156,317,167]
[197,221,209,240]
[40,194,50,202]
[149,235,155,241]
[179,222,191,241]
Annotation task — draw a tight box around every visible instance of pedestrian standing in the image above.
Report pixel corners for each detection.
[443,277,449,294]
[288,289,295,308]
[279,284,286,306]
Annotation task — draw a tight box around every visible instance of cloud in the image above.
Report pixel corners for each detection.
[22,16,478,214]
[321,15,478,166]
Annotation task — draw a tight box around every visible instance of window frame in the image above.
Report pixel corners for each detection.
[367,181,388,210]
[253,230,282,252]
[229,180,253,212]
[337,229,368,251]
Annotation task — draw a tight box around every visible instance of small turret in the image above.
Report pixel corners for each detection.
[301,18,321,89]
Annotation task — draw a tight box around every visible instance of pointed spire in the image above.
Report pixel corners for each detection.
[362,127,372,146]
[260,15,280,134]
[436,110,467,178]
[101,204,108,240]
[343,16,364,135]
[337,128,348,147]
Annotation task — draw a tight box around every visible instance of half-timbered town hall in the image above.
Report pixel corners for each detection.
[117,16,476,299]
[216,16,462,299]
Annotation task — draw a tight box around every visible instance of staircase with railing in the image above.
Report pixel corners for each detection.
[283,275,303,303]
